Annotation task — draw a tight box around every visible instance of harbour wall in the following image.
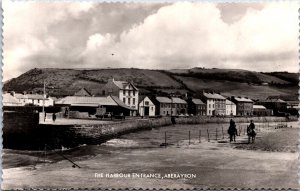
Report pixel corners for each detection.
[3,113,297,150]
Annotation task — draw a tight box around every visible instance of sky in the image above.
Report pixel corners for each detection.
[3,1,299,81]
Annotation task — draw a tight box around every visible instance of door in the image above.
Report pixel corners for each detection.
[144,107,149,116]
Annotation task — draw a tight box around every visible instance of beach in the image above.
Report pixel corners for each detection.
[2,121,299,189]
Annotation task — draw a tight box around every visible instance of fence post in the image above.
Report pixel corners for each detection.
[199,130,201,143]
[189,131,191,145]
[207,129,210,142]
[222,126,224,139]
[165,131,167,148]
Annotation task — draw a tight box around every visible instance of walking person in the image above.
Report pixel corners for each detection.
[228,119,238,142]
[52,113,57,122]
[247,120,256,144]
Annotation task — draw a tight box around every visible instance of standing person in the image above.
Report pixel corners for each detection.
[247,120,256,144]
[52,113,57,122]
[228,119,237,142]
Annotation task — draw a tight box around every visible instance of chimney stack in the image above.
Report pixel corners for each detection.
[10,91,15,97]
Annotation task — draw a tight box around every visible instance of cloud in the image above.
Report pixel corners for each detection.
[3,1,298,81]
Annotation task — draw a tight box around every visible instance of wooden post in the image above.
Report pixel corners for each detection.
[199,130,201,143]
[165,131,167,148]
[207,129,210,142]
[222,126,224,139]
[189,131,191,145]
[44,144,47,164]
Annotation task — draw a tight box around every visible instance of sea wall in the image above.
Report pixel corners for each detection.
[3,112,40,149]
[4,114,297,150]
[175,116,298,124]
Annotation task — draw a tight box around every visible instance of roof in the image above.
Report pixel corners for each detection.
[192,98,205,105]
[112,80,138,91]
[110,96,137,110]
[253,105,266,109]
[266,98,286,103]
[26,94,46,100]
[286,101,299,105]
[3,93,20,104]
[234,97,253,102]
[203,92,225,100]
[74,88,92,96]
[171,97,187,104]
[14,93,47,100]
[56,96,117,106]
[225,99,235,105]
[14,93,27,99]
[156,96,172,103]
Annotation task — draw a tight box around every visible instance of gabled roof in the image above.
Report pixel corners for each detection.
[234,97,253,102]
[225,99,236,105]
[74,88,92,96]
[203,92,225,100]
[112,80,138,91]
[56,96,117,106]
[253,105,266,109]
[156,96,172,103]
[171,97,187,104]
[192,98,205,105]
[110,96,137,110]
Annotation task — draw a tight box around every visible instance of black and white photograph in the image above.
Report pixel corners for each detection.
[1,1,299,189]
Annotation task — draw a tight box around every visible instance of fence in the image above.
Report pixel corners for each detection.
[159,122,292,147]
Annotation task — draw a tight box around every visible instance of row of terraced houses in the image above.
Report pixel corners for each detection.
[3,79,298,117]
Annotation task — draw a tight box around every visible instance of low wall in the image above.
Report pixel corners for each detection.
[175,116,297,124]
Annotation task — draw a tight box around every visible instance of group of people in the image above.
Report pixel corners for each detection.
[227,119,256,144]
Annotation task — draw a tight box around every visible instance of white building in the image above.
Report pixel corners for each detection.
[201,92,226,116]
[100,79,139,116]
[225,99,236,116]
[10,92,54,107]
[3,93,24,106]
[138,96,155,117]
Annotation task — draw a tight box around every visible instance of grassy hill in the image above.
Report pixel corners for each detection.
[3,68,298,100]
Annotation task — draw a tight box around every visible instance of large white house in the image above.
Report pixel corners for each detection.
[138,96,155,117]
[200,92,226,116]
[225,99,236,116]
[100,78,139,116]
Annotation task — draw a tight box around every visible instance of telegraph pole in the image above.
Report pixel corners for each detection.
[42,80,45,113]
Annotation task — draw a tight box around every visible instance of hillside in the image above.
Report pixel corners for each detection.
[3,68,298,100]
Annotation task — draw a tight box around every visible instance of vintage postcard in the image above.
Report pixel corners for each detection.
[1,0,299,190]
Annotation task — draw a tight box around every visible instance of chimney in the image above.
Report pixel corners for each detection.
[23,91,26,95]
[10,91,15,97]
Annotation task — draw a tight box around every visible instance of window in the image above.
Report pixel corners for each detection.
[209,104,211,108]
[145,101,149,106]
[128,98,131,105]
[123,98,126,103]
[133,91,135,96]
[133,98,135,105]
[151,107,153,111]
[123,90,126,95]
[102,90,105,95]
